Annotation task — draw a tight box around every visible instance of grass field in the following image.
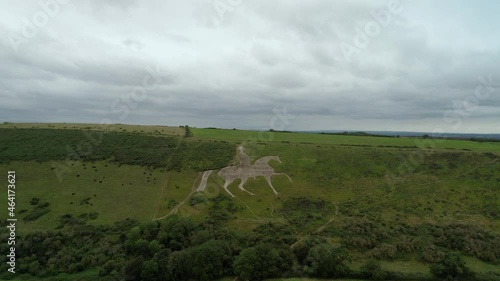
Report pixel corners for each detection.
[192,127,500,153]
[7,270,100,281]
[2,161,165,235]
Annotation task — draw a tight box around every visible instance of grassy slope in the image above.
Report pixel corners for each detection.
[3,161,165,235]
[187,128,499,278]
[1,124,499,279]
[183,129,500,232]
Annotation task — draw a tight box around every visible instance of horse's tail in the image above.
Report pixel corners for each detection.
[271,156,281,163]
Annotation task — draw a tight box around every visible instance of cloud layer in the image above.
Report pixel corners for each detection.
[1,0,499,133]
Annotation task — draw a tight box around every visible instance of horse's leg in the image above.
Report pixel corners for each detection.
[264,175,279,195]
[274,173,293,182]
[238,177,254,195]
[223,179,236,197]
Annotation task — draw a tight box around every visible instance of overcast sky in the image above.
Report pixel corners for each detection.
[1,0,499,133]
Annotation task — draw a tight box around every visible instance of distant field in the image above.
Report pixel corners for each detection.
[192,127,500,153]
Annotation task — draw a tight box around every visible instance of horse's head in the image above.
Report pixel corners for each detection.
[274,156,282,163]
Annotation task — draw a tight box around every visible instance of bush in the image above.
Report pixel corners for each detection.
[23,201,51,222]
[88,212,99,220]
[189,194,208,206]
[430,252,474,280]
[360,259,387,280]
[23,208,50,222]
[305,243,351,278]
[233,244,286,281]
[190,240,233,281]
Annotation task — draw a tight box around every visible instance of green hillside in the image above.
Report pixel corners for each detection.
[0,124,499,281]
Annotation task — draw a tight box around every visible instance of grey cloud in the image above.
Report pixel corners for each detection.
[0,0,499,133]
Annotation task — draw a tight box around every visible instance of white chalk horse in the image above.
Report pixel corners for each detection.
[218,155,292,197]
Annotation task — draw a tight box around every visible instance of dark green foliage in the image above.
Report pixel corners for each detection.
[190,240,233,281]
[303,148,392,186]
[37,202,50,209]
[430,252,474,280]
[434,224,499,262]
[167,199,177,209]
[249,223,297,247]
[233,244,284,281]
[207,194,243,226]
[189,193,208,206]
[23,201,51,222]
[59,214,87,226]
[88,212,99,220]
[421,244,446,263]
[305,244,351,278]
[167,249,193,280]
[23,208,50,222]
[141,260,159,281]
[124,256,144,281]
[0,128,238,172]
[343,218,389,249]
[157,217,197,251]
[360,259,387,280]
[279,197,332,230]
[0,128,178,168]
[370,243,398,260]
[30,197,40,205]
[184,125,192,137]
[292,236,327,265]
[169,140,236,171]
[395,235,419,253]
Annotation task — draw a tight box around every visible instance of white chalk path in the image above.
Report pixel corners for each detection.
[196,170,213,192]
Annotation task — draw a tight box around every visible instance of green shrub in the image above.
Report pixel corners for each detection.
[430,252,474,280]
[23,208,50,222]
[360,259,387,280]
[30,198,40,205]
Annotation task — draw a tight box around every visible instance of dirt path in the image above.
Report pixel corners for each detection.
[153,172,201,221]
[151,170,170,220]
[151,138,183,220]
[196,170,213,192]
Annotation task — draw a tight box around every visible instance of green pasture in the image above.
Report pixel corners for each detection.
[191,127,500,153]
[2,161,164,235]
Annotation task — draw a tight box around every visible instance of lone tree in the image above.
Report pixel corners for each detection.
[430,252,474,280]
[184,125,192,137]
